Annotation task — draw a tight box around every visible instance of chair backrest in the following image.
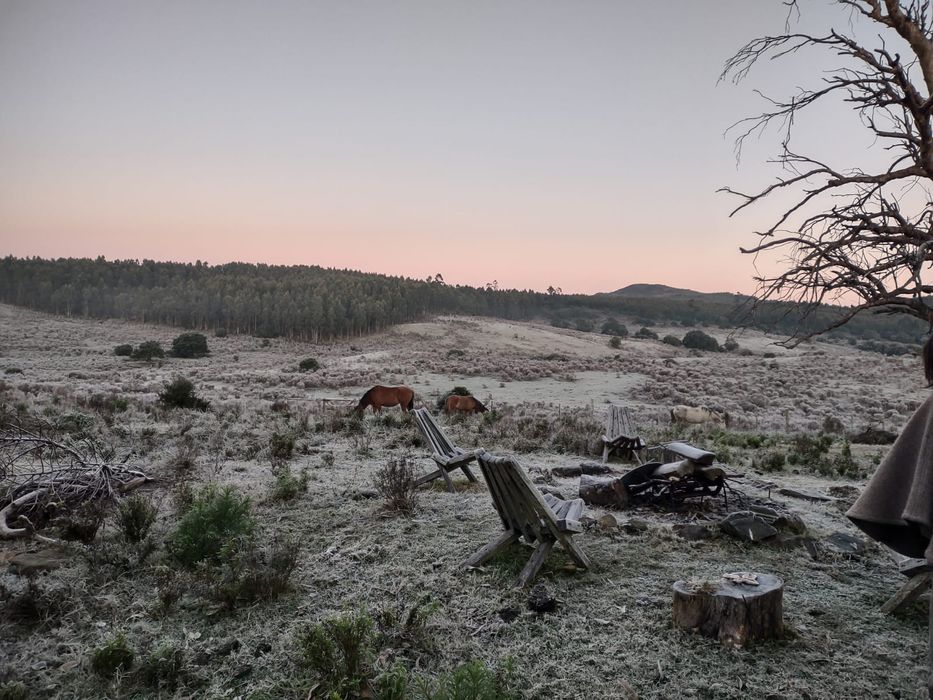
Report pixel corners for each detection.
[412,408,456,457]
[475,449,561,543]
[606,405,638,439]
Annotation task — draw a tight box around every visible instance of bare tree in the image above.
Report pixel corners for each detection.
[722,0,933,344]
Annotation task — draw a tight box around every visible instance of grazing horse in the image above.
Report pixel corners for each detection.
[444,394,488,414]
[354,385,415,416]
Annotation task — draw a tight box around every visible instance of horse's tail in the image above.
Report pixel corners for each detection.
[406,391,414,411]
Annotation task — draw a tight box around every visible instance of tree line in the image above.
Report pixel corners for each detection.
[0,256,924,344]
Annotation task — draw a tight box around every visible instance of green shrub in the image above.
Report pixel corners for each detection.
[269,465,308,502]
[114,344,133,357]
[416,660,520,700]
[136,644,185,689]
[608,336,622,349]
[600,317,628,337]
[662,334,682,347]
[298,357,320,372]
[169,485,254,567]
[171,332,209,358]
[269,431,295,466]
[91,634,134,677]
[131,341,164,361]
[205,535,300,609]
[682,330,720,352]
[757,451,786,472]
[634,326,658,340]
[723,338,739,352]
[298,609,375,698]
[574,318,594,332]
[117,494,157,543]
[87,392,128,415]
[158,376,210,411]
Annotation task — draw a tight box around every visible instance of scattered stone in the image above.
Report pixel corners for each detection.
[673,523,715,541]
[778,487,836,502]
[748,504,807,534]
[9,547,70,574]
[620,518,649,535]
[498,606,520,623]
[823,532,867,556]
[527,583,559,613]
[253,641,272,657]
[719,511,778,542]
[596,513,618,531]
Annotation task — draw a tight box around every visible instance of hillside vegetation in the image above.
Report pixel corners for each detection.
[0,256,924,345]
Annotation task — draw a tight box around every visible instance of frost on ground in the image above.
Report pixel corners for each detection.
[0,303,930,699]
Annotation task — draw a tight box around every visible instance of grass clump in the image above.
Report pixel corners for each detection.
[91,634,134,677]
[136,644,185,689]
[374,457,418,514]
[113,343,133,357]
[205,535,300,609]
[0,682,28,700]
[169,484,254,567]
[416,660,520,700]
[117,493,157,543]
[159,376,210,411]
[131,340,165,362]
[298,357,320,372]
[269,430,295,466]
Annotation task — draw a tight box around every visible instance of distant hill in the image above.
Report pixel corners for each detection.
[606,284,751,305]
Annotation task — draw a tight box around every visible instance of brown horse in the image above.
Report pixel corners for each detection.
[444,394,488,414]
[354,385,415,416]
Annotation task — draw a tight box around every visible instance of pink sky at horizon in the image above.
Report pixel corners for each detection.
[0,1,885,296]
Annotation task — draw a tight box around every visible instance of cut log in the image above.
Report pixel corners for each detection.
[578,474,630,509]
[672,573,784,648]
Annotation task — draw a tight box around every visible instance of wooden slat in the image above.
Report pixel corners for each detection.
[516,540,554,589]
[463,529,519,568]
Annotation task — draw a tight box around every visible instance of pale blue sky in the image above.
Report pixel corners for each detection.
[0,1,885,293]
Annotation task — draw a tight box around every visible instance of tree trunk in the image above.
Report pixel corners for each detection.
[578,474,630,509]
[672,573,783,648]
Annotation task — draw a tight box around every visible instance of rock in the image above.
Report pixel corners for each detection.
[498,606,520,623]
[748,504,807,534]
[620,518,649,535]
[673,523,715,541]
[823,532,867,556]
[778,487,836,503]
[719,511,778,542]
[9,547,70,574]
[253,641,272,657]
[596,513,618,531]
[527,583,560,613]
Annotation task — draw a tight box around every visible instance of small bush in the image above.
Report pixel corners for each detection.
[169,484,254,567]
[608,336,622,349]
[634,327,658,340]
[723,338,739,352]
[682,330,720,352]
[159,377,210,411]
[822,415,845,434]
[298,357,321,372]
[757,451,786,472]
[131,341,165,361]
[417,660,520,700]
[91,634,134,677]
[114,344,133,357]
[117,494,157,543]
[137,644,185,689]
[0,682,28,700]
[601,317,628,337]
[171,332,209,358]
[269,465,309,502]
[58,501,106,544]
[374,458,418,514]
[298,609,375,698]
[662,335,682,347]
[205,535,300,609]
[269,431,295,467]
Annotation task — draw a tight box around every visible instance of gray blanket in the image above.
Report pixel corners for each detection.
[848,393,933,561]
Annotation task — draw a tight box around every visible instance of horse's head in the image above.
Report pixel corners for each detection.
[473,398,489,413]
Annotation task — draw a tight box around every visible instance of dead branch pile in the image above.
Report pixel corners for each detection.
[1,412,150,543]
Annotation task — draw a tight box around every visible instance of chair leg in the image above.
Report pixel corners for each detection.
[516,540,554,589]
[414,469,442,487]
[440,466,456,493]
[461,464,478,482]
[601,442,609,463]
[463,529,519,568]
[557,533,590,570]
[882,572,931,614]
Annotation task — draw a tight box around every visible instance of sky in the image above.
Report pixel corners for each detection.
[0,0,890,294]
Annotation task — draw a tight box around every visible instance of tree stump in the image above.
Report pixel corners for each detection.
[672,573,784,648]
[578,474,630,509]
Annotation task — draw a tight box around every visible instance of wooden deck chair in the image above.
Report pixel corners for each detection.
[411,408,478,493]
[464,449,590,588]
[601,405,646,464]
[881,556,933,698]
